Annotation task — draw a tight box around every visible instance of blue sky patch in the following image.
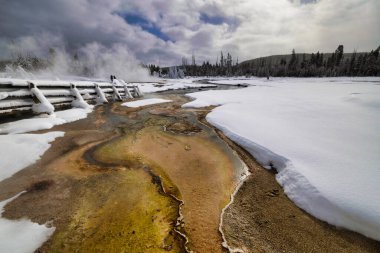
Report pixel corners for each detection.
[200,13,225,25]
[120,13,171,42]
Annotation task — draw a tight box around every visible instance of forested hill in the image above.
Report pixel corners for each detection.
[240,52,363,66]
[154,45,380,78]
[238,45,380,77]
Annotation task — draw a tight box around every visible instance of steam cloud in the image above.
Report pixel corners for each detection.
[2,32,153,82]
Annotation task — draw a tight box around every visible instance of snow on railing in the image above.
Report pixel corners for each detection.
[133,85,143,97]
[120,80,133,99]
[111,80,122,101]
[95,83,108,104]
[0,78,142,115]
[29,82,55,114]
[70,84,91,109]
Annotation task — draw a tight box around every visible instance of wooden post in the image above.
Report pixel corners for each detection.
[70,83,90,108]
[94,83,108,104]
[28,82,55,114]
[29,82,40,104]
[112,85,122,101]
[123,85,132,99]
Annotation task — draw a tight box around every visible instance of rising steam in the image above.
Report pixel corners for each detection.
[1,33,153,82]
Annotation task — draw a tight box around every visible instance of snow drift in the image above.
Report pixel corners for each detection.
[183,77,380,240]
[0,108,92,134]
[0,132,64,182]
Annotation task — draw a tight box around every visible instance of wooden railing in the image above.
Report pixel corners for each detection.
[0,78,142,115]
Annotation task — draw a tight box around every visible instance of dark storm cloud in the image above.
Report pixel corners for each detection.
[0,0,159,58]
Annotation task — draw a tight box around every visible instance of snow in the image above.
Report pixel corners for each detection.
[207,76,380,86]
[124,88,132,98]
[0,99,33,109]
[95,85,108,104]
[0,192,55,253]
[112,86,122,101]
[183,77,380,240]
[135,79,216,93]
[135,85,144,97]
[0,108,92,134]
[0,78,118,88]
[0,132,64,181]
[55,108,92,123]
[70,86,92,109]
[112,79,122,86]
[208,77,260,86]
[122,83,133,98]
[30,88,55,114]
[1,88,96,98]
[122,98,172,108]
[0,93,8,100]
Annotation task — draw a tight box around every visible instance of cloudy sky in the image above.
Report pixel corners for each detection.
[0,0,379,66]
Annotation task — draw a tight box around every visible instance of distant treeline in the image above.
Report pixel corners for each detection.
[150,45,380,77]
[241,45,380,77]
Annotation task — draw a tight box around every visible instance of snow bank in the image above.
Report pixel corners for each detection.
[122,98,172,108]
[0,108,92,134]
[0,132,64,182]
[0,192,55,253]
[183,77,380,240]
[55,108,92,123]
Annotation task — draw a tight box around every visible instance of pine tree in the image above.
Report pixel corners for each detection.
[335,45,344,66]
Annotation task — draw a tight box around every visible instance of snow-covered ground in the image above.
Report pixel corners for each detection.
[0,108,92,134]
[183,77,380,240]
[207,76,380,86]
[0,132,64,182]
[122,98,172,108]
[0,104,93,251]
[134,78,216,93]
[0,132,60,252]
[0,192,55,253]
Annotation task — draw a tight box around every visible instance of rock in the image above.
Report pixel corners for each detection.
[164,245,172,251]
[266,189,280,197]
